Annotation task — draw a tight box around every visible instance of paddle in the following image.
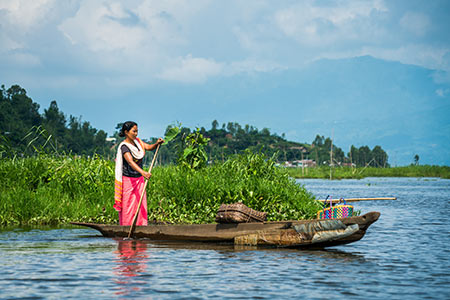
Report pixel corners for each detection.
[127,125,180,239]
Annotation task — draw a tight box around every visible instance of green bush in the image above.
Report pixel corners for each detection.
[0,152,320,225]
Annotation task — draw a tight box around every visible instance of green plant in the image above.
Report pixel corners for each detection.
[0,151,321,225]
[178,128,210,170]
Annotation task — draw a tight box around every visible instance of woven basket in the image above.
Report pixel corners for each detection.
[215,202,267,223]
[317,197,353,219]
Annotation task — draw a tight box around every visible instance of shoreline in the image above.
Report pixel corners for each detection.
[285,165,450,180]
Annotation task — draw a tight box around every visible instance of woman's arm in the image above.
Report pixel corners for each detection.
[143,137,164,151]
[123,152,151,180]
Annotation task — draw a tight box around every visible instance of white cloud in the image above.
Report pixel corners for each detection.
[0,0,57,54]
[136,0,209,27]
[400,12,430,37]
[0,0,55,30]
[56,1,210,74]
[273,0,388,46]
[0,30,22,52]
[1,0,449,86]
[58,2,147,52]
[158,55,223,83]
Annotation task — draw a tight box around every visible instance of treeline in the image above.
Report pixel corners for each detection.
[155,121,389,167]
[0,84,112,157]
[153,121,309,166]
[310,135,389,167]
[0,83,388,167]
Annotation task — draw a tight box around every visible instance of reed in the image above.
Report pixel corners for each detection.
[0,152,320,225]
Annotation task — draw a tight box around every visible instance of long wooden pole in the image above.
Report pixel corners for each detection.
[330,130,333,180]
[317,197,396,203]
[127,143,160,239]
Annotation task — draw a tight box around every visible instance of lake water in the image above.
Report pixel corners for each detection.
[0,177,449,299]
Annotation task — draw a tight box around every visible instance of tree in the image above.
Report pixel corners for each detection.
[358,146,371,166]
[414,154,419,165]
[0,83,115,157]
[261,128,271,136]
[372,145,388,167]
[349,145,359,166]
[312,135,324,147]
[43,101,67,148]
[211,120,219,131]
[0,85,41,152]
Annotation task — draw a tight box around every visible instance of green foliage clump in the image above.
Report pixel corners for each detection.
[0,152,320,226]
[178,128,210,170]
[148,151,320,223]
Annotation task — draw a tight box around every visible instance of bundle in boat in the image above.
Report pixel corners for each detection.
[215,202,267,223]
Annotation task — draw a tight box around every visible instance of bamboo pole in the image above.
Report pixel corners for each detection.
[127,144,160,239]
[317,197,396,203]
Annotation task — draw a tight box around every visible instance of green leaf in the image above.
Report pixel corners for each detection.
[164,125,181,143]
[183,147,195,158]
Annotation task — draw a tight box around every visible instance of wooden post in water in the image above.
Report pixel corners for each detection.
[330,129,334,180]
[301,151,304,177]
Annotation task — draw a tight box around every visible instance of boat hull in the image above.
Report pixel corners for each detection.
[71,211,380,249]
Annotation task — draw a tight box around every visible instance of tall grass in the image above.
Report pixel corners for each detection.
[0,152,320,226]
[286,165,450,179]
[0,154,115,225]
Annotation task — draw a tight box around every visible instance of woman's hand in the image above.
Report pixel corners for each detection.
[144,138,165,151]
[142,171,152,180]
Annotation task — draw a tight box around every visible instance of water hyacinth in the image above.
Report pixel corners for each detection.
[0,152,320,225]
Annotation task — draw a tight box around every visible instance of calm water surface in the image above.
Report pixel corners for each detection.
[1,177,449,299]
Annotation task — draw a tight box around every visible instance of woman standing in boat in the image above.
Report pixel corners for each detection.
[114,121,164,226]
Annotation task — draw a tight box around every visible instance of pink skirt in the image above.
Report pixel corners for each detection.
[118,176,148,226]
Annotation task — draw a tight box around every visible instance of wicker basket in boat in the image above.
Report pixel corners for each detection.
[215,202,267,223]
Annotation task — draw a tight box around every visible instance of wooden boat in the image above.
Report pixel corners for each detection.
[71,211,380,249]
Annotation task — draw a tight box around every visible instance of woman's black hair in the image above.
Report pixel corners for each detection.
[119,121,138,137]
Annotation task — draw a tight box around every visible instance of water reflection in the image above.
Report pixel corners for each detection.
[113,238,369,264]
[113,239,149,296]
[300,248,367,261]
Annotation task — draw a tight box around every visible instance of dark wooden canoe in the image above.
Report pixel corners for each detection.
[71,211,380,249]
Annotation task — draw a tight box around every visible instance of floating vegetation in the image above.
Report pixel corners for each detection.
[0,152,320,225]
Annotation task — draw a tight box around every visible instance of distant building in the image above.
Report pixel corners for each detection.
[294,159,316,167]
[283,160,316,168]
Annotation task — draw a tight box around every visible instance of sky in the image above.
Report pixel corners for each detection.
[1,0,449,165]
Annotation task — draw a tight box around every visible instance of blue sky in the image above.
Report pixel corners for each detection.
[1,0,449,165]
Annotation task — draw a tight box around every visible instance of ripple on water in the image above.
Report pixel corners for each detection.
[1,178,450,299]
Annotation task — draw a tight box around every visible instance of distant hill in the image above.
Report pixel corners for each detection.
[154,55,449,166]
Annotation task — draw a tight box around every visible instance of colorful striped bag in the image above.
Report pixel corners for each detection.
[317,196,353,219]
